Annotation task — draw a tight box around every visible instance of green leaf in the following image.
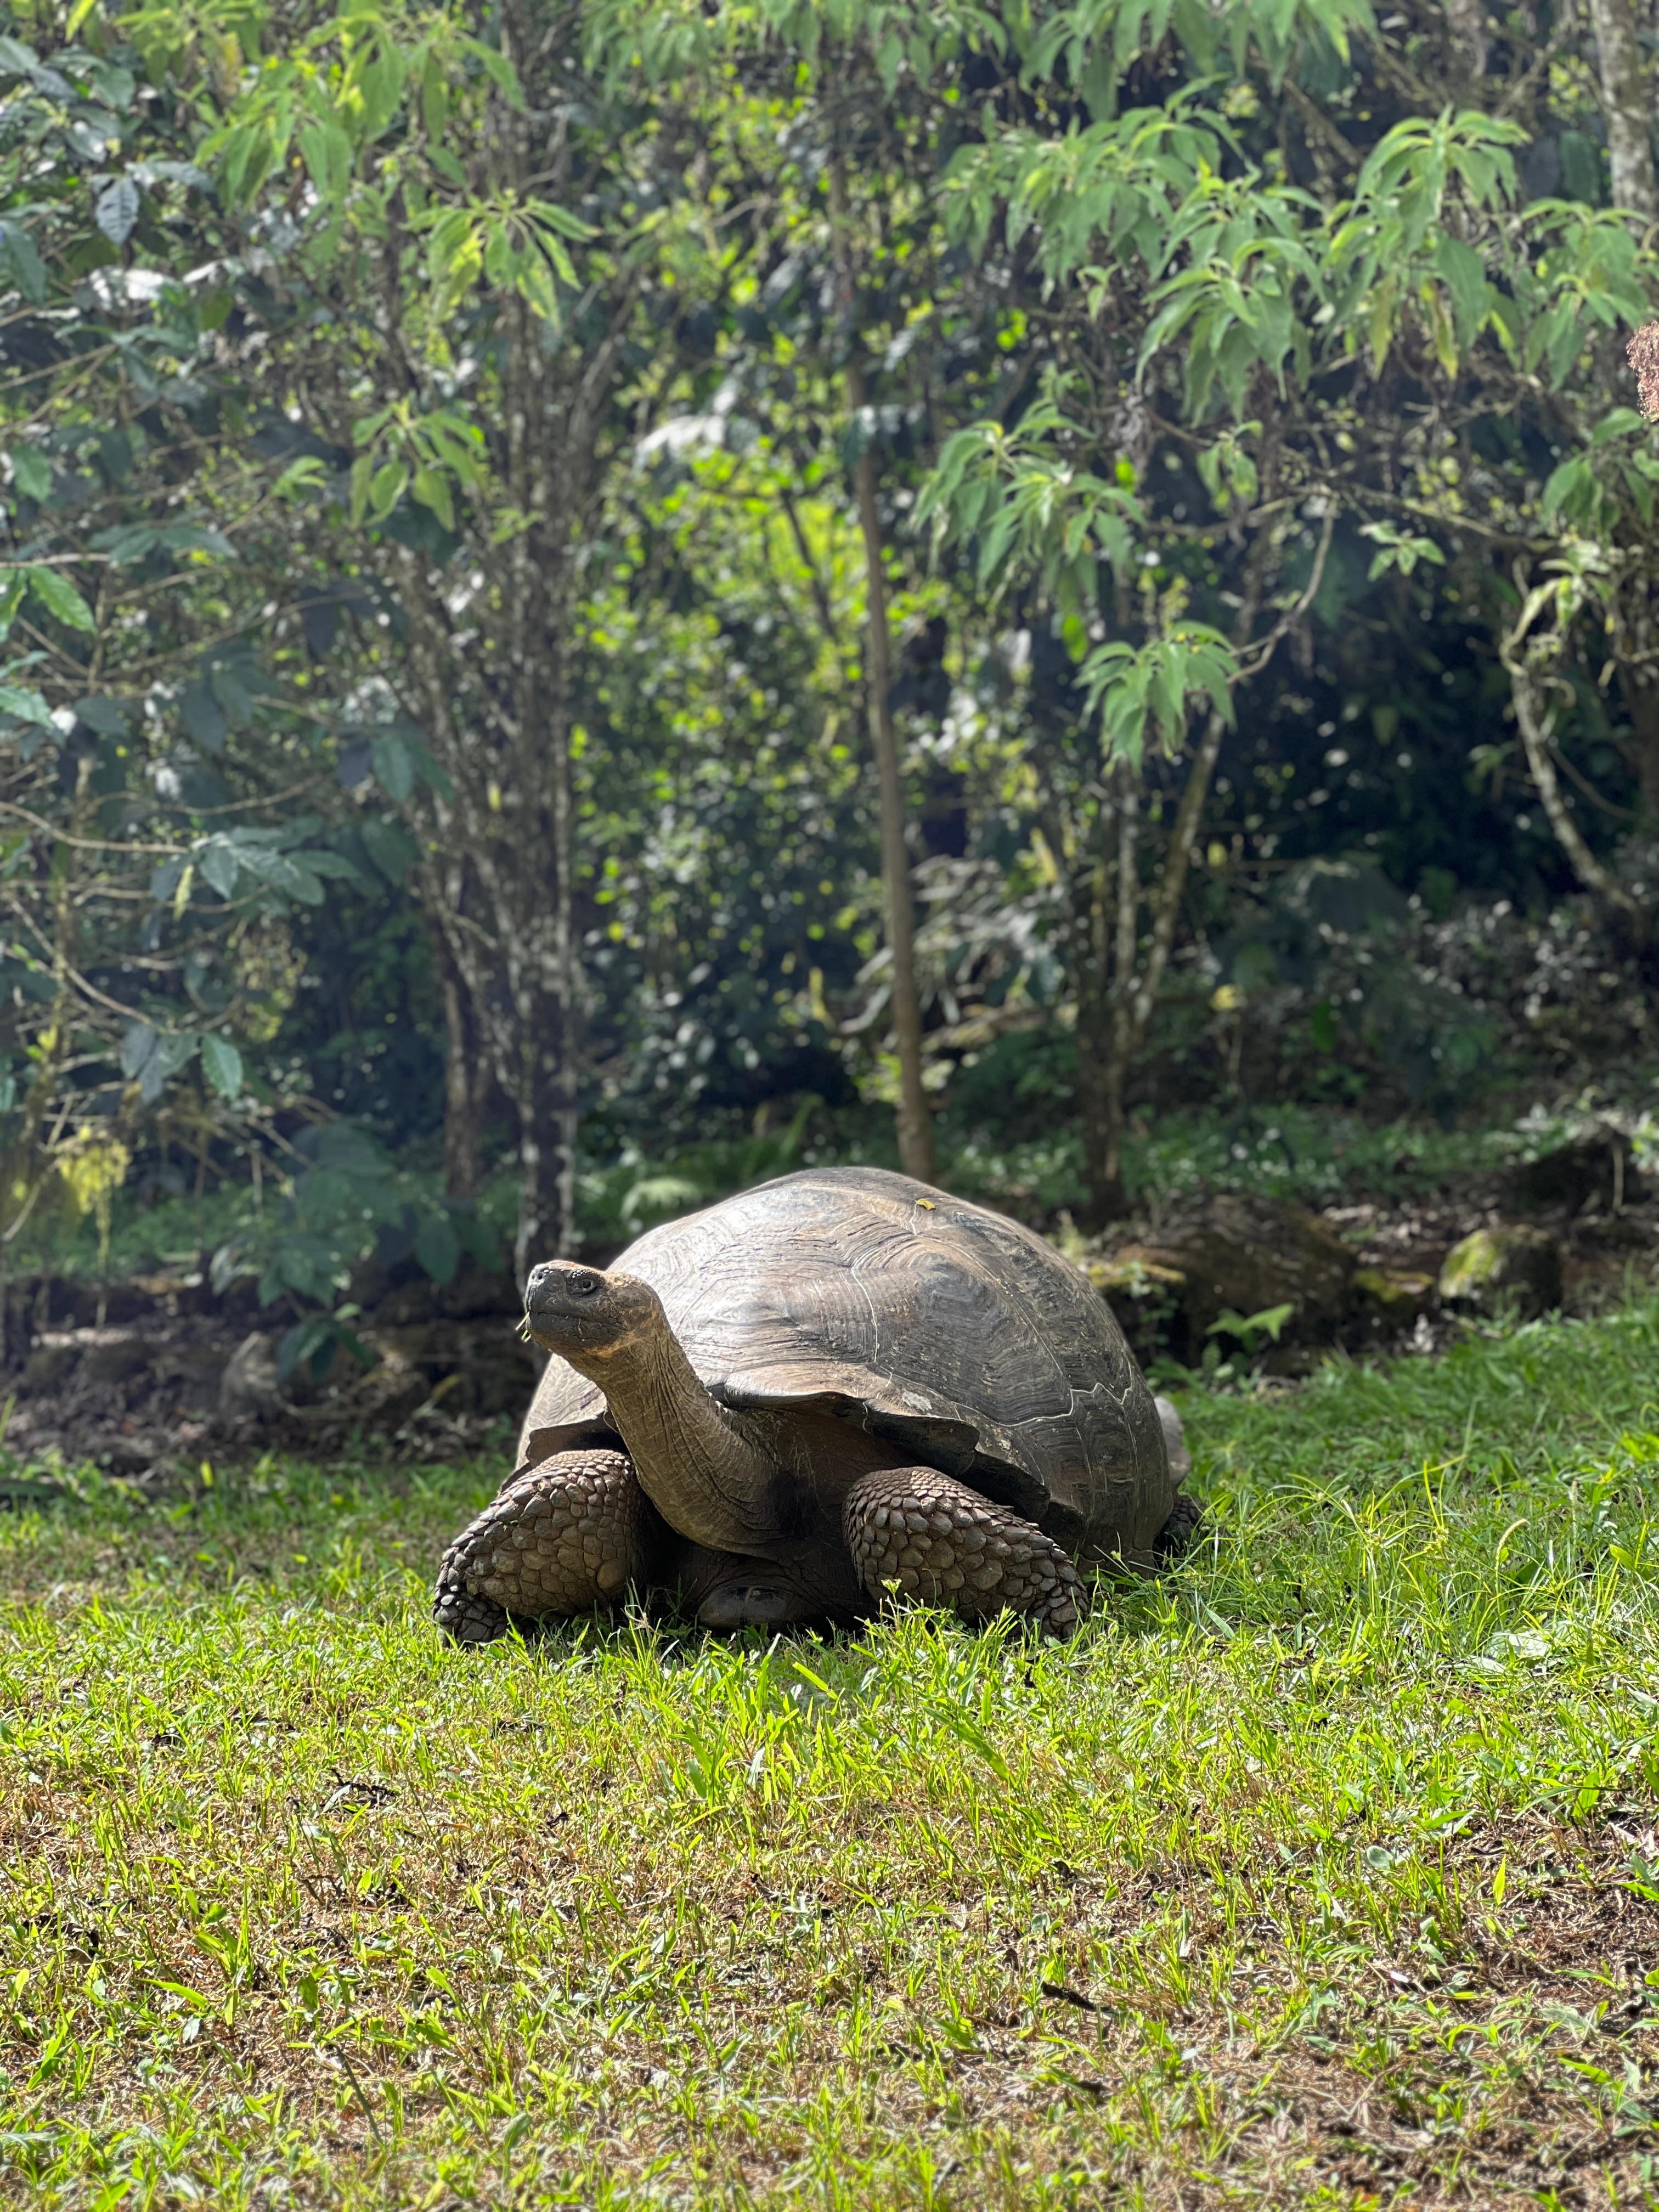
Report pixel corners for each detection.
[201,1034,244,1100]
[26,569,95,632]
[360,816,419,883]
[0,681,54,727]
[209,661,253,726]
[1541,455,1595,523]
[74,695,130,737]
[1432,235,1486,349]
[1,221,46,303]
[8,446,50,501]
[1589,408,1647,448]
[181,680,228,752]
[120,1020,159,1082]
[370,731,415,804]
[298,120,352,201]
[411,466,455,532]
[95,177,142,246]
[198,842,241,899]
[237,847,324,905]
[273,455,328,499]
[368,461,408,520]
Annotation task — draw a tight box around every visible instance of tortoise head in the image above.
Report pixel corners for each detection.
[523,1261,664,1362]
[523,1259,782,1553]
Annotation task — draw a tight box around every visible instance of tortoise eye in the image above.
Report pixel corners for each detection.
[569,1274,600,1297]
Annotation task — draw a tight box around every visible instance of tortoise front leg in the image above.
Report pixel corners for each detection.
[842,1468,1085,1638]
[433,1448,657,1645]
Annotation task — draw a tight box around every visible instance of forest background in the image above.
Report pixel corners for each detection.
[2,0,1657,1354]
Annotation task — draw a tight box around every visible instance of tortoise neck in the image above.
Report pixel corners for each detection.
[583,1319,780,1552]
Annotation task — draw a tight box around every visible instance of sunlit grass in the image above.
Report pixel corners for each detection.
[5,1302,1659,2205]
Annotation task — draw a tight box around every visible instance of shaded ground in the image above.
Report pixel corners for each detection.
[3,1300,1658,2206]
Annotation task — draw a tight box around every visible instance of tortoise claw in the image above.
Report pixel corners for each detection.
[432,1578,513,1645]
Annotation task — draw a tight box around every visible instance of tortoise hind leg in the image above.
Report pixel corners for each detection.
[842,1468,1085,1638]
[433,1448,656,1645]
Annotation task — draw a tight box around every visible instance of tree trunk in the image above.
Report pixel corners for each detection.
[1064,455,1297,1230]
[1443,0,1488,85]
[1587,0,1658,221]
[1073,847,1121,1226]
[504,971,579,1288]
[501,710,580,1286]
[283,0,629,1285]
[829,153,936,1187]
[1505,652,1644,926]
[1624,675,1659,825]
[396,546,584,1285]
[1064,777,1132,1228]
[436,929,486,1201]
[850,444,936,1186]
[1074,1032,1121,1224]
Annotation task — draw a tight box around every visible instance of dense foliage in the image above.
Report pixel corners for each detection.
[0,0,1655,1311]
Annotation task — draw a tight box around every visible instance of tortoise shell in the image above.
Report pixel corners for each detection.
[517,1165,1174,1560]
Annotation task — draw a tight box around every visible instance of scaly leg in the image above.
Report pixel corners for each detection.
[843,1466,1085,1637]
[433,1448,656,1645]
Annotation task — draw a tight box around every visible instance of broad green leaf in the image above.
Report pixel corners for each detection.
[8,447,50,501]
[273,455,329,498]
[1,221,46,303]
[371,730,415,804]
[411,466,455,531]
[119,1020,159,1081]
[73,696,130,737]
[95,177,142,246]
[200,1034,244,1100]
[182,680,228,751]
[369,461,408,520]
[198,842,241,899]
[361,816,419,884]
[26,569,96,633]
[0,681,54,728]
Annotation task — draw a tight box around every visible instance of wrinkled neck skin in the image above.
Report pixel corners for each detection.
[571,1321,784,1554]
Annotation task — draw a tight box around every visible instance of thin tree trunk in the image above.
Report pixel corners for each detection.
[1624,676,1659,824]
[1506,657,1645,924]
[1444,0,1488,84]
[1071,792,1118,1223]
[504,755,580,1286]
[396,549,583,1283]
[1085,763,1140,1224]
[829,153,935,1186]
[1587,0,1658,221]
[436,930,484,1201]
[1071,443,1310,1229]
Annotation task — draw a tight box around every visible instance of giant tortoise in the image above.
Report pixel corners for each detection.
[433,1165,1190,1642]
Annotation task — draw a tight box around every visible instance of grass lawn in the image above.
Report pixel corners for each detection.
[4,1303,1659,2209]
